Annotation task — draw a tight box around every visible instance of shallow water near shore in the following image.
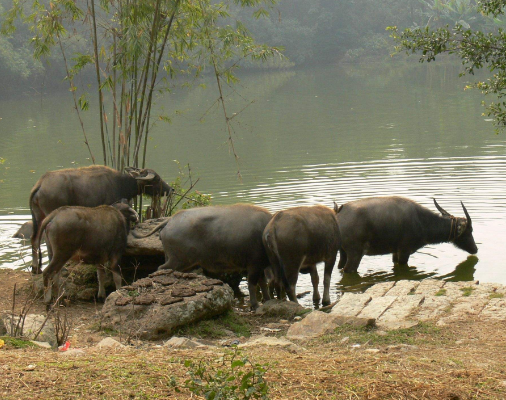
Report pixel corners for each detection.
[1,62,506,307]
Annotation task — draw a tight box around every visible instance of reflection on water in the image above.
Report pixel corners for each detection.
[1,62,505,307]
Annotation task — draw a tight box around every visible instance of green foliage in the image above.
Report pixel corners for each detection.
[460,286,475,296]
[389,0,506,132]
[168,161,212,214]
[172,348,269,400]
[0,336,37,349]
[489,292,504,299]
[175,310,252,338]
[435,288,447,296]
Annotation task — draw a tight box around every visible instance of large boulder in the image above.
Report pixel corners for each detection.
[100,269,234,340]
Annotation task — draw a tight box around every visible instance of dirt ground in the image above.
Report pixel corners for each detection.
[1,269,506,400]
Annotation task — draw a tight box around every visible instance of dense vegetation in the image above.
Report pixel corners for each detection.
[2,0,502,91]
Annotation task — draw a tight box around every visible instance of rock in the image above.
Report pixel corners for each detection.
[59,349,85,357]
[286,311,338,340]
[365,348,380,353]
[25,364,36,371]
[30,341,52,349]
[0,314,57,347]
[96,337,125,349]
[163,337,205,349]
[100,270,234,340]
[293,316,302,321]
[31,262,114,302]
[239,336,304,352]
[255,300,309,320]
[13,221,39,241]
[340,337,349,344]
[330,293,372,317]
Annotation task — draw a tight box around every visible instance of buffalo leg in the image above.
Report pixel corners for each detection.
[343,251,363,273]
[397,252,410,265]
[96,265,107,301]
[159,254,185,271]
[247,268,264,310]
[337,250,347,270]
[42,252,70,306]
[392,252,399,264]
[257,273,271,303]
[322,256,337,306]
[308,264,321,306]
[30,208,45,274]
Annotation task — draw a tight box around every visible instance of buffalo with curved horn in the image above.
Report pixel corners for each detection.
[29,165,172,273]
[337,196,478,273]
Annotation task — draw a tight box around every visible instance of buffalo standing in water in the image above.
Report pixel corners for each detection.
[337,196,478,273]
[29,165,172,273]
[133,204,273,310]
[32,203,139,305]
[263,205,341,306]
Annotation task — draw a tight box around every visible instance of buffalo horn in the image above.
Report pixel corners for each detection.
[433,198,451,217]
[461,201,472,226]
[135,170,156,181]
[125,167,140,177]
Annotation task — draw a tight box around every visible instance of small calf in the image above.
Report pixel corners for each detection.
[33,203,138,305]
[263,204,341,307]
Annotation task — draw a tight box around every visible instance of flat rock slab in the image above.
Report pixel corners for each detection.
[330,293,371,317]
[101,269,234,340]
[330,279,506,331]
[377,295,424,330]
[385,281,420,297]
[364,282,395,298]
[357,296,397,320]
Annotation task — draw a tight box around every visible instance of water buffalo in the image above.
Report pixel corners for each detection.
[29,165,172,273]
[33,203,139,305]
[133,204,273,310]
[263,204,341,306]
[336,196,478,272]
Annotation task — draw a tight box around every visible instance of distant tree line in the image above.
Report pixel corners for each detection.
[0,0,502,91]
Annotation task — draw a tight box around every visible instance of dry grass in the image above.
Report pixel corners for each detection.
[1,269,506,399]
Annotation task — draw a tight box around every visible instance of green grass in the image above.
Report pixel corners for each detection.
[0,336,37,349]
[460,287,475,297]
[489,292,504,299]
[323,322,448,347]
[175,311,252,339]
[435,289,447,296]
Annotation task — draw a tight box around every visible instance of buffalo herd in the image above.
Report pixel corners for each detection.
[22,165,478,309]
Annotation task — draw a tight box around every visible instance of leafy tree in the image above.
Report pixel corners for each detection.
[389,0,506,132]
[2,0,281,172]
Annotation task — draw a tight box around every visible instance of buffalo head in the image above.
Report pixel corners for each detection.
[125,167,173,197]
[433,199,478,255]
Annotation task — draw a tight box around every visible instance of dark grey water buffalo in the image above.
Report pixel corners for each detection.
[29,165,172,273]
[133,204,273,309]
[336,196,478,273]
[263,204,341,306]
[33,203,139,305]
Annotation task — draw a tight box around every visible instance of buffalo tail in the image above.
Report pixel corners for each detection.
[131,218,169,238]
[264,227,291,293]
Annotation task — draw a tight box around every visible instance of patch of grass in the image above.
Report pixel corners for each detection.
[331,322,447,347]
[175,311,252,339]
[460,287,475,297]
[489,292,504,299]
[0,336,37,349]
[435,289,447,296]
[408,288,416,295]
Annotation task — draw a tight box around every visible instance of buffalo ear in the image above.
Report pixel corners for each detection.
[433,198,451,217]
[125,167,140,178]
[333,202,339,214]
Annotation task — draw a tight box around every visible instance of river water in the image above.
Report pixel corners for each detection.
[1,62,505,306]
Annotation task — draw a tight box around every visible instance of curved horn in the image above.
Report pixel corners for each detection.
[461,201,472,226]
[135,170,156,181]
[433,198,451,217]
[125,167,140,177]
